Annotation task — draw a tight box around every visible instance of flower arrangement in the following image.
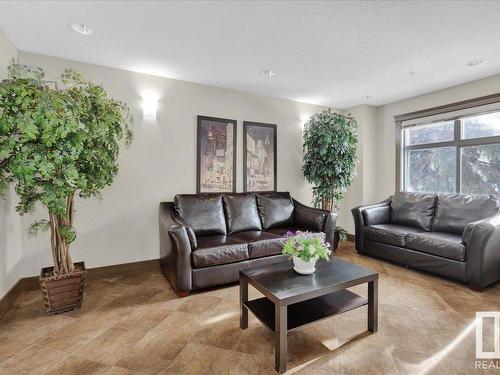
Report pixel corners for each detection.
[281,231,331,262]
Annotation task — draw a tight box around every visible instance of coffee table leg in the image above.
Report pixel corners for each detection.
[240,277,248,329]
[368,278,378,332]
[275,303,287,373]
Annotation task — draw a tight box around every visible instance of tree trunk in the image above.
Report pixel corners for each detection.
[321,197,333,211]
[48,212,60,275]
[49,192,76,276]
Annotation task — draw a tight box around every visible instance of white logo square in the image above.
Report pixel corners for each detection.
[476,312,500,359]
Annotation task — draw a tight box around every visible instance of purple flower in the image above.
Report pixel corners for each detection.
[284,230,297,238]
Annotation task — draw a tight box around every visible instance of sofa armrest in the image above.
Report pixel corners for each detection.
[159,202,193,292]
[174,215,198,249]
[292,199,338,252]
[324,211,339,253]
[464,213,500,289]
[351,197,392,253]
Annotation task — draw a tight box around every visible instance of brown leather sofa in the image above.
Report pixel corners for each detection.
[159,192,337,296]
[352,192,500,291]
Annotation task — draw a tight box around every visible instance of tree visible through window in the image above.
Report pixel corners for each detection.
[402,111,500,197]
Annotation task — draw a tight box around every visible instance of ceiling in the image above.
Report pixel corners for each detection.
[1,1,500,109]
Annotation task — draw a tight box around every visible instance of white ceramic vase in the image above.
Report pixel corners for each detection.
[293,256,318,275]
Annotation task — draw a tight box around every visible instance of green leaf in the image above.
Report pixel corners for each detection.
[60,224,77,243]
[28,219,50,237]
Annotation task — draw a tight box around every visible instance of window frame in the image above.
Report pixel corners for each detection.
[395,92,500,193]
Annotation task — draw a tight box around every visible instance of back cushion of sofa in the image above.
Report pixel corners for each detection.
[256,193,294,230]
[174,194,227,236]
[222,194,262,234]
[433,194,499,234]
[390,191,436,231]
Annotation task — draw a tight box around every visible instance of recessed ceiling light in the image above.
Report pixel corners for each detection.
[69,23,94,36]
[466,59,484,67]
[361,95,373,100]
[261,69,275,77]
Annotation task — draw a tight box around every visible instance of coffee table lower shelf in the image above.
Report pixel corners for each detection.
[244,289,367,333]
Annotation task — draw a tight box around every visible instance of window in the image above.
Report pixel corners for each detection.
[401,110,500,196]
[462,112,500,139]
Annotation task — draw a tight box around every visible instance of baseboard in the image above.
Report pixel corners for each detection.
[0,279,24,320]
[19,275,40,291]
[86,259,161,281]
[0,258,161,319]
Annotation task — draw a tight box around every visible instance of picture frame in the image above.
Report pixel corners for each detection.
[243,121,277,192]
[196,115,237,194]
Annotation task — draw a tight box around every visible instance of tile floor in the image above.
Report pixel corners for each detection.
[1,242,499,374]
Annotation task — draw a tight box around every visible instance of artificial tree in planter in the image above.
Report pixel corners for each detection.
[0,62,132,314]
[302,110,358,247]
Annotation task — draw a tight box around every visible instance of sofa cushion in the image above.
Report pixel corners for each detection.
[222,194,262,234]
[406,232,465,261]
[231,231,283,259]
[390,192,436,231]
[256,193,294,230]
[267,226,326,241]
[362,205,390,226]
[294,206,327,231]
[364,224,425,247]
[432,194,499,235]
[174,194,227,236]
[192,236,248,268]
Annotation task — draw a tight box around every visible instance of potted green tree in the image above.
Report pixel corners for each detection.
[0,62,132,314]
[302,110,358,248]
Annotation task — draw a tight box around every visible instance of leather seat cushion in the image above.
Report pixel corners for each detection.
[192,236,248,268]
[222,194,262,234]
[406,232,465,261]
[256,193,294,230]
[230,231,284,259]
[174,194,227,236]
[432,194,499,234]
[390,192,437,231]
[267,226,326,241]
[364,224,425,247]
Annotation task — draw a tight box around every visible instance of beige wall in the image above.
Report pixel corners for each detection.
[16,51,329,278]
[336,105,377,234]
[0,29,16,75]
[0,30,22,298]
[374,73,500,202]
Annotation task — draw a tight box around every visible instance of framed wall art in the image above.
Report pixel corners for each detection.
[196,116,237,193]
[243,121,277,192]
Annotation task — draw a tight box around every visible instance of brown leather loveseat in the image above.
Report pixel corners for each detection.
[159,192,337,296]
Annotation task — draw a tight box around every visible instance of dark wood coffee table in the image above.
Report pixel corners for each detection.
[239,257,378,373]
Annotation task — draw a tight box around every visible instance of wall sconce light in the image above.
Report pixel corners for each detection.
[142,92,159,121]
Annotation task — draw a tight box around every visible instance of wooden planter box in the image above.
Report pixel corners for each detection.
[39,261,87,315]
